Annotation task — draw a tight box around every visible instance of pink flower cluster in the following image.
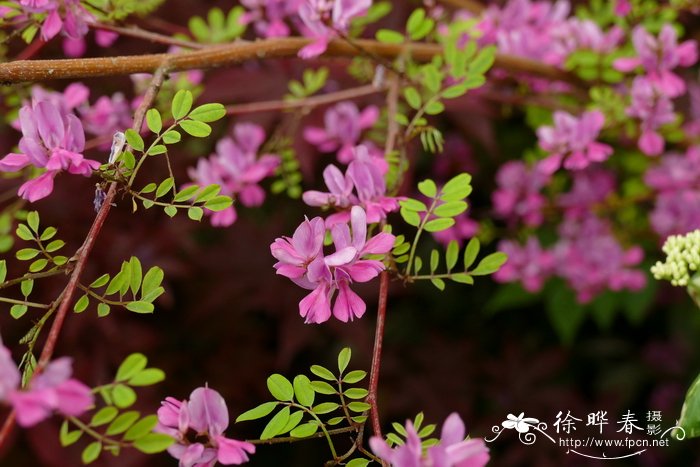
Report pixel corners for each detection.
[492,161,549,227]
[0,98,100,202]
[370,413,490,467]
[304,102,379,164]
[0,339,93,427]
[156,386,255,466]
[240,0,371,58]
[271,206,395,323]
[536,110,613,174]
[187,123,280,227]
[302,145,398,226]
[645,146,700,237]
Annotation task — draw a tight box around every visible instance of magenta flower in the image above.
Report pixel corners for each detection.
[0,338,93,427]
[157,386,255,466]
[493,238,555,293]
[297,0,372,58]
[270,206,394,323]
[557,168,616,220]
[78,93,132,138]
[614,24,697,98]
[626,77,676,156]
[0,99,100,202]
[303,146,399,226]
[536,110,613,174]
[304,102,379,163]
[370,413,490,467]
[240,0,301,38]
[188,123,280,227]
[492,161,549,227]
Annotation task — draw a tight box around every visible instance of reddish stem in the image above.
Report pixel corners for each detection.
[367,270,390,438]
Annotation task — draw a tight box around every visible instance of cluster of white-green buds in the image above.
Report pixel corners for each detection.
[651,230,700,286]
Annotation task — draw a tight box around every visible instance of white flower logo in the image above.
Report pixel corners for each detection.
[502,413,540,433]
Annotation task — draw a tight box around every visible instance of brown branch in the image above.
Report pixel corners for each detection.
[0,37,581,86]
[88,22,204,50]
[225,84,385,115]
[246,426,357,446]
[437,0,485,14]
[0,67,169,452]
[367,270,390,438]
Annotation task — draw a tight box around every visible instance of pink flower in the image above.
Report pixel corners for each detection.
[240,0,302,38]
[0,99,100,202]
[493,238,555,292]
[536,110,612,174]
[614,25,697,97]
[78,93,132,138]
[492,161,549,227]
[297,0,372,58]
[370,413,490,467]
[156,386,255,466]
[626,77,676,156]
[304,102,379,163]
[303,146,398,226]
[0,338,93,427]
[271,206,394,324]
[187,124,280,227]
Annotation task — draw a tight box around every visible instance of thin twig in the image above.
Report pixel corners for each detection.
[88,22,204,50]
[367,271,390,439]
[0,37,582,86]
[436,0,485,14]
[246,426,356,446]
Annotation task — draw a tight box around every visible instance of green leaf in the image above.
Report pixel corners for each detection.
[260,406,291,440]
[310,364,335,381]
[188,207,204,221]
[29,258,48,272]
[141,267,164,299]
[310,380,336,395]
[347,459,370,467]
[174,186,199,202]
[112,384,137,408]
[463,238,480,269]
[418,179,437,198]
[59,420,82,446]
[267,374,294,401]
[0,260,6,284]
[430,249,439,273]
[470,252,508,275]
[164,206,177,218]
[21,279,33,297]
[106,411,140,436]
[125,300,154,313]
[146,109,162,134]
[82,441,102,464]
[90,274,110,288]
[128,368,165,386]
[10,304,27,319]
[125,129,144,152]
[293,375,315,407]
[312,402,339,414]
[204,196,233,211]
[147,144,167,156]
[399,199,428,212]
[400,207,421,227]
[440,173,473,201]
[97,303,111,317]
[189,103,226,122]
[91,407,119,427]
[156,178,174,198]
[45,239,65,252]
[445,241,459,271]
[469,45,497,75]
[337,347,351,374]
[124,415,158,441]
[73,295,89,313]
[678,371,700,438]
[414,257,423,274]
[424,101,445,115]
[236,401,279,422]
[16,224,33,241]
[162,130,182,145]
[129,256,142,296]
[171,90,194,120]
[116,353,148,382]
[133,433,174,454]
[140,183,157,194]
[26,211,39,233]
[179,120,212,137]
[348,402,371,412]
[434,201,467,218]
[403,87,422,110]
[344,388,369,399]
[376,29,404,44]
[424,218,455,232]
[431,278,446,290]
[290,422,318,438]
[16,248,39,260]
[343,370,367,384]
[280,410,304,435]
[451,273,474,284]
[195,185,221,202]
